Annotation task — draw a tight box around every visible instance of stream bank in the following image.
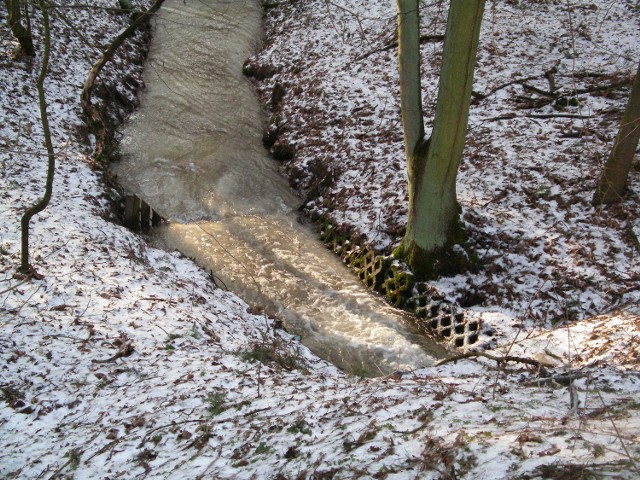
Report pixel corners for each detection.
[245,0,640,335]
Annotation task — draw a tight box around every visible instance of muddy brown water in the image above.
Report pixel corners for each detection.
[114,0,446,376]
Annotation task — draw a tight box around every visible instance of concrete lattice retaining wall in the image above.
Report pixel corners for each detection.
[319,219,481,348]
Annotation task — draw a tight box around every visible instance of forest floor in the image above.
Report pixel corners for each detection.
[1,0,639,479]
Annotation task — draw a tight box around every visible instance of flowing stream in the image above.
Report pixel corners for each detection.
[114,0,446,376]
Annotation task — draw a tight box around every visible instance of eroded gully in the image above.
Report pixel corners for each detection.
[113,0,446,376]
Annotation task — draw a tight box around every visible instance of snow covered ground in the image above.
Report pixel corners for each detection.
[1,0,639,478]
[250,0,640,331]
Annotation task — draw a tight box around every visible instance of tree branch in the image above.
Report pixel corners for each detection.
[474,73,631,101]
[527,113,593,119]
[355,33,444,62]
[482,112,593,122]
[571,78,632,96]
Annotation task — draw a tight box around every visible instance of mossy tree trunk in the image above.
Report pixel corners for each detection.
[117,0,132,11]
[592,62,640,205]
[5,0,35,56]
[394,0,485,279]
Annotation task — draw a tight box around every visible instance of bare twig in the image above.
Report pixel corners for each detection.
[195,223,266,306]
[323,0,367,41]
[595,389,640,476]
[0,277,45,325]
[82,434,138,464]
[46,454,79,480]
[0,277,30,296]
[52,5,97,60]
[474,75,543,100]
[140,407,271,443]
[355,33,444,62]
[474,73,631,101]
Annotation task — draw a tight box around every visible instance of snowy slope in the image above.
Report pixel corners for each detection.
[250,0,640,331]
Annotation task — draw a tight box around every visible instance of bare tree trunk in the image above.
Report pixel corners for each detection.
[397,0,425,167]
[395,0,485,279]
[5,0,35,56]
[593,62,640,205]
[20,0,53,275]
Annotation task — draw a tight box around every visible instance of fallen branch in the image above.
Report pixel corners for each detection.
[521,79,630,99]
[481,113,517,122]
[571,78,632,96]
[514,95,555,109]
[140,407,271,444]
[474,75,544,100]
[522,83,555,97]
[82,434,138,465]
[482,112,593,122]
[355,33,444,62]
[91,342,135,364]
[46,451,82,480]
[527,113,593,120]
[435,350,543,370]
[0,277,30,296]
[556,71,609,79]
[474,73,631,101]
[520,371,587,386]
